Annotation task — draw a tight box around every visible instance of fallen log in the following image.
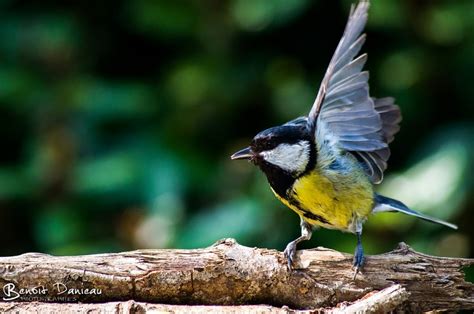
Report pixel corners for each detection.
[0,239,472,312]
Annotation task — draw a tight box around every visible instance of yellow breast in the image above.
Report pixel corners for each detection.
[272,168,374,232]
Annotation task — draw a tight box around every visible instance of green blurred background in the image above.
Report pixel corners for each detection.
[0,0,472,274]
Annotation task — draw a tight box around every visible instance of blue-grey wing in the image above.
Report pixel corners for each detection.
[306,1,401,183]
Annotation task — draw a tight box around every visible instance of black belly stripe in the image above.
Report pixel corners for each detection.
[301,210,330,225]
[289,197,331,225]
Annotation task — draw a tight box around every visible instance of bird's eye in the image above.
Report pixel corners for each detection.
[252,137,278,152]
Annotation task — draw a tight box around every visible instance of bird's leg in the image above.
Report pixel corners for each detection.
[283,218,312,270]
[353,221,364,279]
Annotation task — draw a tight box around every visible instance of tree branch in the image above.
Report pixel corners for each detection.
[329,284,408,313]
[0,239,472,312]
[0,302,289,314]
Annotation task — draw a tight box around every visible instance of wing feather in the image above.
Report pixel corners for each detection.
[330,54,367,85]
[305,1,401,183]
[307,1,370,127]
[332,35,366,75]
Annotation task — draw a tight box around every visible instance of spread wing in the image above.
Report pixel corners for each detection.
[306,1,400,183]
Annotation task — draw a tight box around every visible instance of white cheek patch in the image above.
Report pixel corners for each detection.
[260,141,310,174]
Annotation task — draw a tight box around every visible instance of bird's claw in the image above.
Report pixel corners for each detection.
[352,265,362,280]
[283,241,297,270]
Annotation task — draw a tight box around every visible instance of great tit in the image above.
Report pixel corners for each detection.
[231,0,457,276]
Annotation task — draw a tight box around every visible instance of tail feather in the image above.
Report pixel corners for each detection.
[373,194,458,230]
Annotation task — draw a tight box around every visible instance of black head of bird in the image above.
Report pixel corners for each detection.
[232,121,313,176]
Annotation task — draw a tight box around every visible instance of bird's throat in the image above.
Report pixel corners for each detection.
[259,162,295,199]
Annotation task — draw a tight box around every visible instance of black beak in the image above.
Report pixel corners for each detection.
[231,147,253,160]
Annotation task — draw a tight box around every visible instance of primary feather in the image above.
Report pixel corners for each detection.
[306,0,401,183]
[307,0,370,127]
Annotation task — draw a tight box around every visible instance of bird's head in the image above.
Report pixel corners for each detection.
[231,124,314,178]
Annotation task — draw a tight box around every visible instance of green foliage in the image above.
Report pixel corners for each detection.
[0,0,472,277]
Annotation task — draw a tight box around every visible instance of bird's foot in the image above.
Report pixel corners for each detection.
[283,241,297,270]
[352,242,364,280]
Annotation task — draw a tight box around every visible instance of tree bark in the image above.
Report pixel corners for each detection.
[0,239,472,312]
[0,286,409,314]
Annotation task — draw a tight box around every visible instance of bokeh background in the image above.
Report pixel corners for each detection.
[0,0,472,278]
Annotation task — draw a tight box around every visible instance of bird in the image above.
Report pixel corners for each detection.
[230,0,457,277]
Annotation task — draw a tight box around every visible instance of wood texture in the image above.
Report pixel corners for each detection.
[0,239,472,312]
[0,287,409,314]
[0,302,288,314]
